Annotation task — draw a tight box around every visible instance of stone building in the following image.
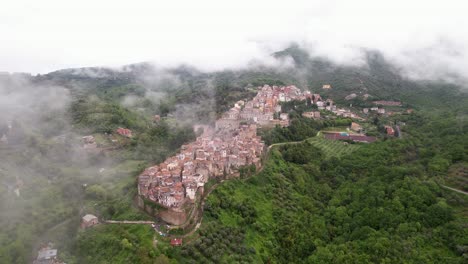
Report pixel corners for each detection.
[81,214,99,228]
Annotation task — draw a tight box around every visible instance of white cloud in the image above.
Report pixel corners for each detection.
[1,0,467,81]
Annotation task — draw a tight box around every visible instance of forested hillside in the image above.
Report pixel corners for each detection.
[166,109,467,263]
[0,46,467,263]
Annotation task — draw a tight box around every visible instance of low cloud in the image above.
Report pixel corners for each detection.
[0,74,71,135]
[2,0,467,86]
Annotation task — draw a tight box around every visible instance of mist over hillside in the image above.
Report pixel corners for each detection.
[2,0,468,262]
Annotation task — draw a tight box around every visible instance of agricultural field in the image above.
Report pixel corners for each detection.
[307,135,360,158]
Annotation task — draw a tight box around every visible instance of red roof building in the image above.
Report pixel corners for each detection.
[116,127,132,138]
[385,126,395,136]
[170,238,183,246]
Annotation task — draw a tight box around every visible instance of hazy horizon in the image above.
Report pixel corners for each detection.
[1,0,467,83]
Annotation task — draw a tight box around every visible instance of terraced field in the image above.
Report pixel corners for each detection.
[307,135,360,158]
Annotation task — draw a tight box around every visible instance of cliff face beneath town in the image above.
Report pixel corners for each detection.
[136,85,317,223]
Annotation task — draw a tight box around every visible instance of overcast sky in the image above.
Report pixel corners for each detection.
[1,0,467,80]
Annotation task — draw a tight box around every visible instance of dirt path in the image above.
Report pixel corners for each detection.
[104,220,155,224]
[441,185,468,196]
[267,133,321,150]
[267,140,303,150]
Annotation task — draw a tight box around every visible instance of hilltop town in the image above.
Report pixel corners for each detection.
[1,34,466,264]
[137,85,315,211]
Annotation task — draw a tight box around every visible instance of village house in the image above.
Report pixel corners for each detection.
[33,243,64,264]
[82,135,97,149]
[385,125,395,136]
[171,238,183,247]
[153,115,161,122]
[81,214,99,228]
[322,84,332,89]
[345,93,357,100]
[302,111,321,119]
[312,94,322,103]
[350,122,362,132]
[373,100,402,106]
[116,127,132,138]
[326,105,337,111]
[82,135,95,144]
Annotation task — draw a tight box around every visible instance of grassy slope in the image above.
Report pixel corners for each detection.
[307,135,361,158]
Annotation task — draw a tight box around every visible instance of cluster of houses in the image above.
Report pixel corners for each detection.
[138,123,265,210]
[81,127,136,152]
[315,98,363,119]
[136,84,407,211]
[360,101,404,116]
[138,122,264,210]
[138,85,321,211]
[221,84,315,128]
[331,107,363,119]
[305,94,363,120]
[363,106,386,115]
[302,111,321,119]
